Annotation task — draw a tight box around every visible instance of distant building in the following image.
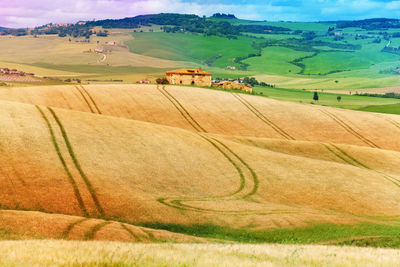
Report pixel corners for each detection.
[166,68,212,87]
[226,66,236,70]
[137,79,150,84]
[106,41,116,46]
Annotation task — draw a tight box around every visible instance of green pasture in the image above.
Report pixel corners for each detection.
[243,46,313,75]
[359,103,400,115]
[139,222,400,248]
[252,86,400,110]
[126,32,258,68]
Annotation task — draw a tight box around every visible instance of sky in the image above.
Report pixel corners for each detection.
[1,0,400,28]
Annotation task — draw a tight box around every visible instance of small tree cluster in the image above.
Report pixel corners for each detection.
[156,77,169,84]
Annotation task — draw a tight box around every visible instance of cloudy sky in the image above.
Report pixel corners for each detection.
[1,0,400,28]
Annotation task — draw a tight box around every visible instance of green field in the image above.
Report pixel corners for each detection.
[244,46,313,75]
[126,32,258,68]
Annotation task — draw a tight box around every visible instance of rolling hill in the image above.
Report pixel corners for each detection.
[1,84,400,242]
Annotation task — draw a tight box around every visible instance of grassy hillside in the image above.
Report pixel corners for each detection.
[126,32,258,68]
[0,84,400,245]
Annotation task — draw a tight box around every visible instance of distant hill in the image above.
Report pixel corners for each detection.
[86,13,290,36]
[337,18,400,29]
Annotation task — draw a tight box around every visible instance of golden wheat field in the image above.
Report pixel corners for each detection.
[1,241,400,266]
[1,84,400,252]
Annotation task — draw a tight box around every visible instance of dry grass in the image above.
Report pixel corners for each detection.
[1,240,400,266]
[0,84,400,241]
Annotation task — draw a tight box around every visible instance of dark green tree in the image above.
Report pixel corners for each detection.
[337,96,342,102]
[313,91,319,101]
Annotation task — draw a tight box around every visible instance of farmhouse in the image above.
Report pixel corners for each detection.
[166,68,212,87]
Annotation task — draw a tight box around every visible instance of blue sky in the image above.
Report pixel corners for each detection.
[1,0,400,28]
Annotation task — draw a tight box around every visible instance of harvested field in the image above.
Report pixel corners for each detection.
[0,84,400,242]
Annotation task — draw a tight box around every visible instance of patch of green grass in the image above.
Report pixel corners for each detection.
[358,103,400,115]
[302,42,400,75]
[138,222,400,248]
[243,46,313,75]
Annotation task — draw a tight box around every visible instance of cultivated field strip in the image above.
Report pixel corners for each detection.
[35,105,88,216]
[36,106,105,217]
[231,93,295,140]
[324,143,400,187]
[319,109,380,148]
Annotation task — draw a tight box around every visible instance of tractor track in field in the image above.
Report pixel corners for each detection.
[36,106,105,217]
[154,86,280,214]
[80,85,102,114]
[319,109,379,149]
[74,86,95,114]
[232,93,295,140]
[47,107,105,216]
[36,105,88,216]
[120,223,143,242]
[61,218,90,239]
[84,221,111,240]
[74,85,102,114]
[323,143,400,188]
[157,85,206,132]
[381,116,400,131]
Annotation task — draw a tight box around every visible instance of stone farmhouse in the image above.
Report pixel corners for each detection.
[166,68,212,87]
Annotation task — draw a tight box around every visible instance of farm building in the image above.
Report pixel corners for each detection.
[213,81,253,93]
[166,68,212,87]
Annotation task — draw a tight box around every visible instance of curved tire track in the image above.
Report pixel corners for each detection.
[155,86,266,214]
[84,221,111,240]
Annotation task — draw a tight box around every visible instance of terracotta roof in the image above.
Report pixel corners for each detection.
[166,68,211,75]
